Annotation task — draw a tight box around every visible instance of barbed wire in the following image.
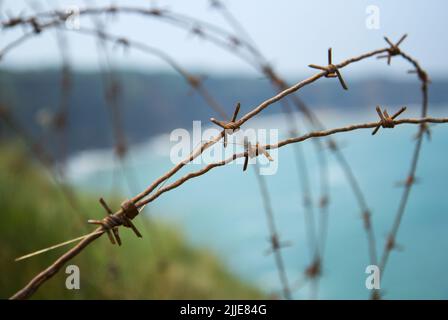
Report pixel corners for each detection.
[9,111,448,299]
[0,3,441,300]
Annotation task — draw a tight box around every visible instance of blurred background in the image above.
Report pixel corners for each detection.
[0,0,447,299]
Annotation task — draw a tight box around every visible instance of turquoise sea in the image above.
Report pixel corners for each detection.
[67,107,448,299]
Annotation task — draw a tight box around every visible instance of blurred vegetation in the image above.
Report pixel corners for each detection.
[0,143,263,299]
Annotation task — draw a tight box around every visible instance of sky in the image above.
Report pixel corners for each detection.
[1,0,448,78]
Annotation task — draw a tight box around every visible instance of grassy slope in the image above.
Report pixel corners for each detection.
[0,144,263,299]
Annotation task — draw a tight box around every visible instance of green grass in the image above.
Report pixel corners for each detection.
[0,143,264,299]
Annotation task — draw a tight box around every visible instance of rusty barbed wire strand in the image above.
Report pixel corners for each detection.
[116,46,390,219]
[328,139,378,266]
[0,6,258,70]
[90,12,126,157]
[65,23,285,295]
[92,23,128,196]
[253,164,292,300]
[0,13,67,59]
[261,72,372,279]
[205,4,322,298]
[207,0,267,70]
[68,26,227,228]
[211,8,323,285]
[9,83,447,302]
[53,29,71,174]
[195,11,370,296]
[47,10,264,288]
[9,112,448,300]
[14,2,128,188]
[184,65,293,301]
[277,98,319,263]
[26,0,153,259]
[57,23,236,256]
[372,44,431,299]
[309,48,348,90]
[137,117,448,208]
[204,3,375,291]
[207,2,325,293]
[86,5,167,275]
[0,1,420,272]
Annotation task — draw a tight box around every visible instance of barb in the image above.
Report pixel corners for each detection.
[309,48,348,90]
[211,102,241,147]
[372,106,407,135]
[242,137,273,172]
[377,34,407,65]
[88,198,142,246]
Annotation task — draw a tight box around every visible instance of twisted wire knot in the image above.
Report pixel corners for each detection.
[385,235,404,252]
[379,110,395,128]
[88,198,142,246]
[99,214,124,230]
[372,106,406,135]
[30,18,42,34]
[319,196,329,209]
[187,75,201,88]
[388,45,401,56]
[377,34,407,65]
[386,235,395,251]
[417,69,430,84]
[242,139,274,172]
[362,210,372,230]
[309,48,348,90]
[396,174,419,188]
[271,235,280,251]
[211,102,241,147]
[3,17,24,28]
[264,235,292,255]
[408,68,431,85]
[305,258,321,279]
[148,8,164,16]
[121,200,139,220]
[325,64,338,76]
[116,37,130,47]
